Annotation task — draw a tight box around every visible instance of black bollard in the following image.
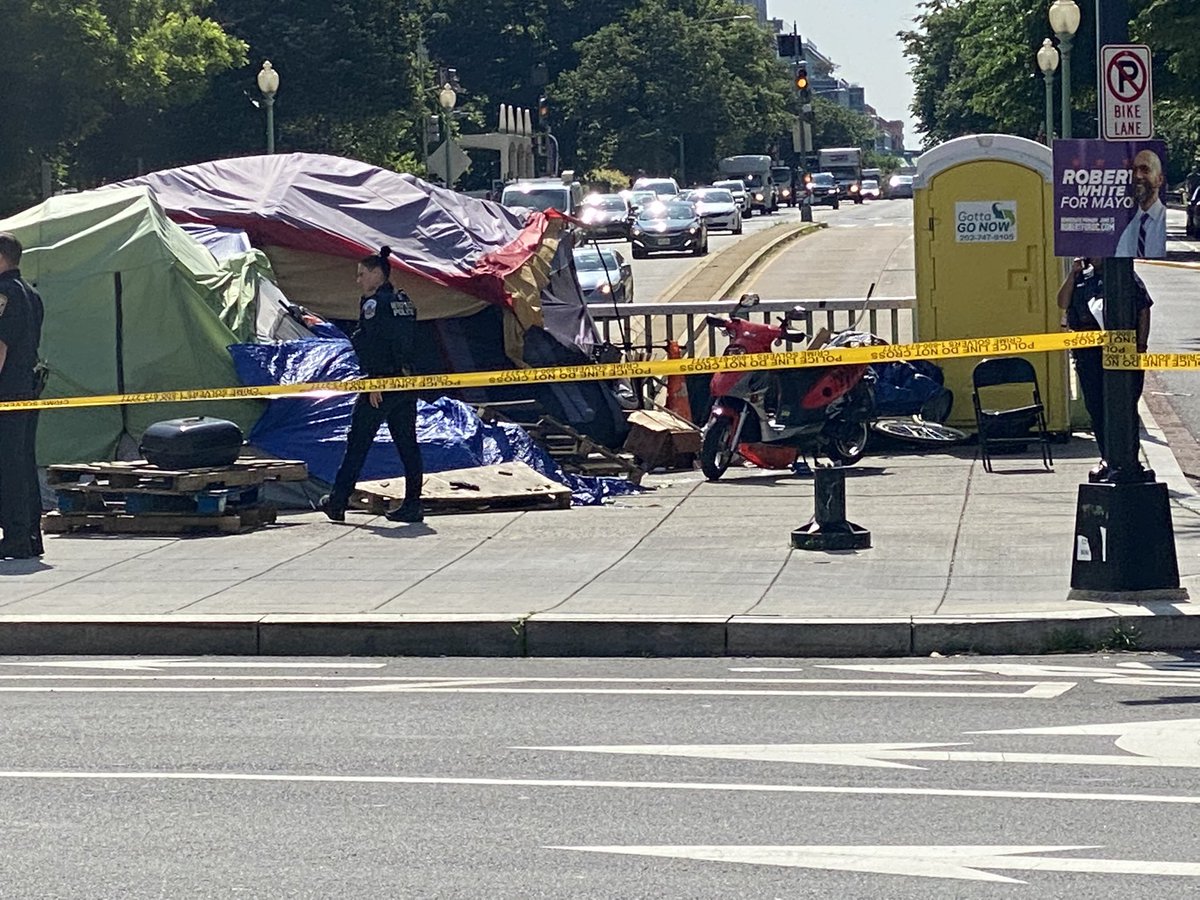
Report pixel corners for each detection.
[791,465,871,551]
[800,199,814,223]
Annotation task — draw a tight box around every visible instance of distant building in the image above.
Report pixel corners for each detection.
[769,29,906,154]
[740,0,768,23]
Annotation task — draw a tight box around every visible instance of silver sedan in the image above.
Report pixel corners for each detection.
[687,188,743,234]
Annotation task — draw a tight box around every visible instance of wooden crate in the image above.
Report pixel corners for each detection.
[42,504,278,536]
[46,457,308,493]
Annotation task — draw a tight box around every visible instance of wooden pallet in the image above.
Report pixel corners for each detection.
[352,462,572,516]
[475,406,644,485]
[46,457,308,493]
[55,484,263,517]
[42,504,278,536]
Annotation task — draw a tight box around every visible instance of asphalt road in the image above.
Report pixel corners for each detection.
[622,200,847,303]
[4,654,1200,898]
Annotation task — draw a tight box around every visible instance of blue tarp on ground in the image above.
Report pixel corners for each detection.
[230,340,640,505]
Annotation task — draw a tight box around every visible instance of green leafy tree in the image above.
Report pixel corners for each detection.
[811,97,876,151]
[554,0,793,182]
[0,0,245,212]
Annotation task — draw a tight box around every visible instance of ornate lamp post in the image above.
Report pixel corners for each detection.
[256,61,280,154]
[1048,0,1081,139]
[438,83,457,189]
[1036,39,1060,146]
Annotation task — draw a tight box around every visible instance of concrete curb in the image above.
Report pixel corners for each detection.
[710,221,825,300]
[1,609,1198,658]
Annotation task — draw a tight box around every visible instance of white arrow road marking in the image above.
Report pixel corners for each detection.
[527,717,1200,769]
[0,659,385,672]
[1,769,1199,805]
[0,673,1072,697]
[819,661,1200,687]
[549,844,1200,884]
[976,718,1200,767]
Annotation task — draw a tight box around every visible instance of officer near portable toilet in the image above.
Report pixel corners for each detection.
[913,135,1069,432]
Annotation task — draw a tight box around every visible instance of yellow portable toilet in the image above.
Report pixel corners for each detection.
[914,134,1069,432]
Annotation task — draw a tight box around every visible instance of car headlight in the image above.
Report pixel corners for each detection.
[631,226,642,236]
[688,225,699,234]
[850,185,859,193]
[754,193,764,201]
[599,283,612,294]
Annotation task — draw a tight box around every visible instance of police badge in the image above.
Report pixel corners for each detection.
[362,298,377,319]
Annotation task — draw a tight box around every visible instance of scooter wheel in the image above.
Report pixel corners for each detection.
[820,418,869,465]
[700,417,736,481]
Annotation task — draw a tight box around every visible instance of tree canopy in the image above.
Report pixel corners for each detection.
[1,0,905,212]
[902,0,1199,179]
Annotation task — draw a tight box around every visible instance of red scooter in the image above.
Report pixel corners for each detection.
[699,298,874,480]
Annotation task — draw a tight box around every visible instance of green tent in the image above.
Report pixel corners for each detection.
[0,187,265,464]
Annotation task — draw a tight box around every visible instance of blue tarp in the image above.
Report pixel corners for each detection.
[230,339,641,505]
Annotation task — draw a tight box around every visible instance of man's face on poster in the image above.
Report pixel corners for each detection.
[1131,150,1164,208]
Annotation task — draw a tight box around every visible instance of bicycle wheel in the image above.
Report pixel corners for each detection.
[871,417,969,446]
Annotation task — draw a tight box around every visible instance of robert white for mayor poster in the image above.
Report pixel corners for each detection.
[1054,139,1167,259]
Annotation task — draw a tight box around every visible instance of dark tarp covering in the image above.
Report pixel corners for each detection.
[230,339,641,506]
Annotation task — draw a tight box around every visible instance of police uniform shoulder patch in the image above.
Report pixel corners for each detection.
[0,292,7,316]
[362,298,377,319]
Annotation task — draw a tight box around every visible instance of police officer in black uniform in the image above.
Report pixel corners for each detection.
[320,246,424,523]
[0,232,45,559]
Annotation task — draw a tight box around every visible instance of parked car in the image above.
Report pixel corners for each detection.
[806,172,841,209]
[630,199,709,258]
[579,193,631,241]
[713,179,749,211]
[632,176,681,197]
[573,246,634,303]
[860,178,881,200]
[687,187,743,234]
[888,174,914,200]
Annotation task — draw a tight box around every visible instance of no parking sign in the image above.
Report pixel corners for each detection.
[1101,45,1153,140]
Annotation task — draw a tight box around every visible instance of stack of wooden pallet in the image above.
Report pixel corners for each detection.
[353,461,572,516]
[42,457,308,535]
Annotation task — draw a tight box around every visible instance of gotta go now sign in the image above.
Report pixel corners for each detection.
[1101,44,1154,140]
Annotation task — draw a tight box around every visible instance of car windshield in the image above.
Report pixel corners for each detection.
[631,191,658,205]
[573,249,622,272]
[742,174,764,188]
[862,180,879,189]
[812,174,835,186]
[639,202,693,220]
[584,196,626,211]
[634,179,678,195]
[714,181,744,193]
[691,189,734,203]
[501,187,570,212]
[771,169,791,181]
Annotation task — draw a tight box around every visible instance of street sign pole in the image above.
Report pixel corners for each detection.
[1069,0,1182,598]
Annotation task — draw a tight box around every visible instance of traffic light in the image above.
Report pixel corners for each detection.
[537,95,550,129]
[425,115,440,146]
[794,61,809,92]
[794,61,814,123]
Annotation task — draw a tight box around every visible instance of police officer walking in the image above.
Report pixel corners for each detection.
[320,246,424,524]
[0,233,45,559]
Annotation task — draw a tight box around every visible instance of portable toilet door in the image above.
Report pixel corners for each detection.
[913,134,1069,432]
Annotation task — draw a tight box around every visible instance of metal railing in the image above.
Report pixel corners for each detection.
[589,296,917,358]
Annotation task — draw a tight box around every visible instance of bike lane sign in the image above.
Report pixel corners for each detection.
[1101,45,1153,140]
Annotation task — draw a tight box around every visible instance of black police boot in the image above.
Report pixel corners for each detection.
[0,539,36,560]
[318,494,346,523]
[385,499,424,523]
[1088,460,1109,483]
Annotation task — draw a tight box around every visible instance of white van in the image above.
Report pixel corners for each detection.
[631,176,680,197]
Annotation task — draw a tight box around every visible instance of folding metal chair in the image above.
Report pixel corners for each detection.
[971,356,1052,473]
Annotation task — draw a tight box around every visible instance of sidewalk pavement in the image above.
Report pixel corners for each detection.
[1,405,1197,659]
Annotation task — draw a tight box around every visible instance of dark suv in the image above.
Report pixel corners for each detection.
[805,172,840,209]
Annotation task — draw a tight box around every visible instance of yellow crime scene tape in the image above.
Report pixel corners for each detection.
[0,328,1170,415]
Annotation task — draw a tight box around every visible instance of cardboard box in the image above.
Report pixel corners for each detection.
[623,409,702,468]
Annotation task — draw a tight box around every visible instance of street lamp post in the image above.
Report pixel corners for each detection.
[1036,39,1059,146]
[1048,0,1081,139]
[256,61,280,154]
[673,135,685,186]
[438,83,457,189]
